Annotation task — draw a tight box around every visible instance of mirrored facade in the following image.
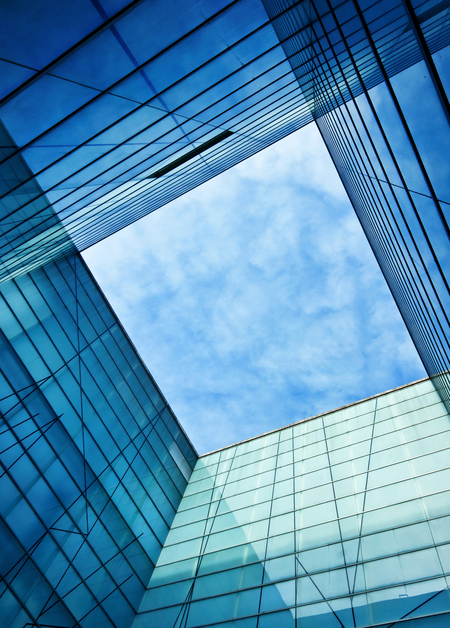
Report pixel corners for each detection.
[137,378,450,627]
[0,253,197,627]
[1,0,450,627]
[1,0,449,402]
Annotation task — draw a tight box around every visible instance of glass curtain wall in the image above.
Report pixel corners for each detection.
[0,253,197,628]
[135,378,450,627]
[0,119,75,282]
[264,0,450,404]
[0,0,313,277]
[2,0,449,410]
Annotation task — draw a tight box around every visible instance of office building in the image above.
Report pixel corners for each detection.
[137,377,450,627]
[0,252,197,627]
[0,0,449,626]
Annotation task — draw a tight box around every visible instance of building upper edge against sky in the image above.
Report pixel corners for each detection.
[199,373,432,457]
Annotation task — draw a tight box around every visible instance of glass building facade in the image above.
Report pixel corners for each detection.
[137,378,450,627]
[1,0,450,627]
[0,0,449,402]
[0,253,197,627]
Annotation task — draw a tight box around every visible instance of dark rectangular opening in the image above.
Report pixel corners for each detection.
[148,130,233,178]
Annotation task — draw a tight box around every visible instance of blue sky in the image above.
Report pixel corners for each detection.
[83,123,426,454]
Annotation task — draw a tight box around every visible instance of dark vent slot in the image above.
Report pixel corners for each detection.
[148,130,233,178]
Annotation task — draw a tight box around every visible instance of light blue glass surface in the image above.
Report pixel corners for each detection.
[139,379,450,627]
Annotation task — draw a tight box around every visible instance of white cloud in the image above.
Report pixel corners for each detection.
[83,124,425,454]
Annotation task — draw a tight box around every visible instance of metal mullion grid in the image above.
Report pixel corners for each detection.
[12,265,116,386]
[361,0,404,33]
[170,447,238,628]
[307,41,447,373]
[89,324,178,449]
[368,9,413,58]
[0,208,71,253]
[251,433,280,627]
[321,3,448,90]
[298,413,362,627]
[373,21,420,69]
[3,265,176,582]
[1,581,57,628]
[155,505,450,604]
[355,1,450,243]
[155,606,450,628]
[321,0,450,384]
[1,39,309,237]
[163,537,450,621]
[153,502,450,594]
[2,72,312,266]
[375,32,444,85]
[3,91,304,254]
[392,2,450,57]
[0,413,125,628]
[401,0,450,126]
[62,112,314,254]
[308,24,400,96]
[290,425,298,625]
[0,481,135,628]
[326,2,450,326]
[0,236,75,284]
[54,284,189,507]
[46,255,163,429]
[164,446,257,626]
[0,522,80,628]
[0,270,111,406]
[63,87,310,235]
[314,94,450,385]
[0,224,75,279]
[310,24,450,382]
[324,29,394,94]
[22,258,152,439]
[0,0,148,110]
[0,0,244,168]
[189,420,450,508]
[0,0,308,219]
[423,15,450,56]
[0,20,336,268]
[177,437,450,541]
[348,399,378,620]
[339,170,449,210]
[0,48,311,261]
[151,561,450,628]
[275,2,305,38]
[38,259,186,520]
[148,522,450,622]
[0,347,154,610]
[164,507,450,588]
[0,0,446,258]
[49,257,189,507]
[320,111,450,387]
[394,408,450,594]
[0,346,72,423]
[66,91,312,242]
